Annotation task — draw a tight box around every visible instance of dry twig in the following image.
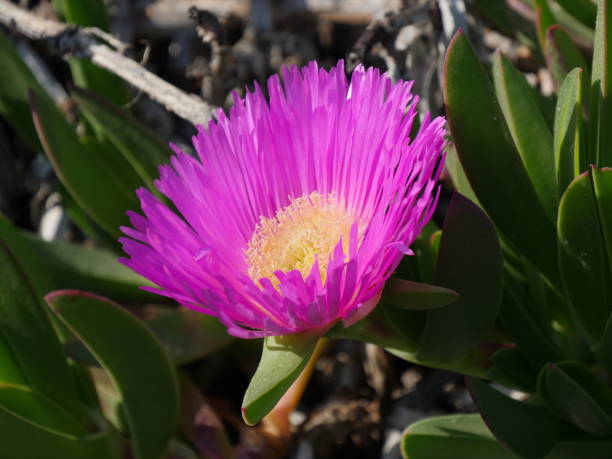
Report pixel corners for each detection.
[0,0,215,126]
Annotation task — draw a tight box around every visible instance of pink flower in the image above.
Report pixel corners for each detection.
[120,60,446,338]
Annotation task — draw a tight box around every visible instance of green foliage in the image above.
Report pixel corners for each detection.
[242,332,321,425]
[46,291,180,459]
[443,30,559,286]
[58,0,128,110]
[406,1,612,457]
[71,86,171,195]
[402,414,517,459]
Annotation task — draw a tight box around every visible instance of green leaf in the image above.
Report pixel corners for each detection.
[554,68,585,193]
[596,312,612,368]
[548,439,612,459]
[0,331,27,387]
[538,362,612,435]
[395,221,440,284]
[67,308,234,367]
[80,136,144,196]
[0,31,45,151]
[0,240,81,414]
[489,348,537,392]
[0,384,87,436]
[500,285,564,371]
[71,86,171,193]
[445,145,479,206]
[468,377,559,458]
[145,309,234,365]
[555,0,598,29]
[401,413,517,459]
[327,305,425,355]
[59,186,121,250]
[591,166,612,288]
[60,0,128,109]
[22,231,156,303]
[493,51,557,221]
[382,278,458,310]
[29,90,140,239]
[0,215,55,297]
[416,193,503,363]
[443,30,560,287]
[242,332,321,426]
[558,169,610,343]
[590,0,612,166]
[545,26,590,93]
[46,290,179,459]
[0,401,121,459]
[534,0,557,54]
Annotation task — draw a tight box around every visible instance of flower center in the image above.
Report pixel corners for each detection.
[246,192,355,286]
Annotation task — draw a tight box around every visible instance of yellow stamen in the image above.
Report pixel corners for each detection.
[246,192,355,287]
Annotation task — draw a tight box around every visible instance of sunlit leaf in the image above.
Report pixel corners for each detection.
[242,332,321,426]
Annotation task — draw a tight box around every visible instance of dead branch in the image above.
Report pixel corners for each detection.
[0,0,215,126]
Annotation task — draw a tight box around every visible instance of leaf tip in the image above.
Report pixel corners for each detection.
[241,406,257,426]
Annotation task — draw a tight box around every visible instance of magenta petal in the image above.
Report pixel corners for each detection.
[120,59,446,338]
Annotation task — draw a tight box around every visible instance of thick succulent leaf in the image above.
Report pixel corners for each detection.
[0,400,121,459]
[534,0,557,54]
[554,68,585,192]
[0,384,87,436]
[59,0,127,108]
[59,186,121,250]
[67,308,234,367]
[488,348,537,392]
[555,0,597,29]
[71,86,171,192]
[382,278,458,310]
[145,309,234,365]
[401,413,516,459]
[416,193,503,363]
[0,331,27,387]
[546,25,590,91]
[0,215,55,297]
[22,231,156,303]
[548,440,612,459]
[445,145,479,205]
[328,306,489,377]
[46,290,179,459]
[0,31,44,151]
[558,168,610,344]
[590,0,612,166]
[242,332,321,426]
[80,136,144,196]
[0,240,81,414]
[29,91,139,239]
[538,362,612,436]
[493,51,557,221]
[327,306,425,355]
[596,312,612,368]
[444,30,560,286]
[500,285,564,371]
[468,377,559,458]
[591,167,612,286]
[395,222,439,284]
